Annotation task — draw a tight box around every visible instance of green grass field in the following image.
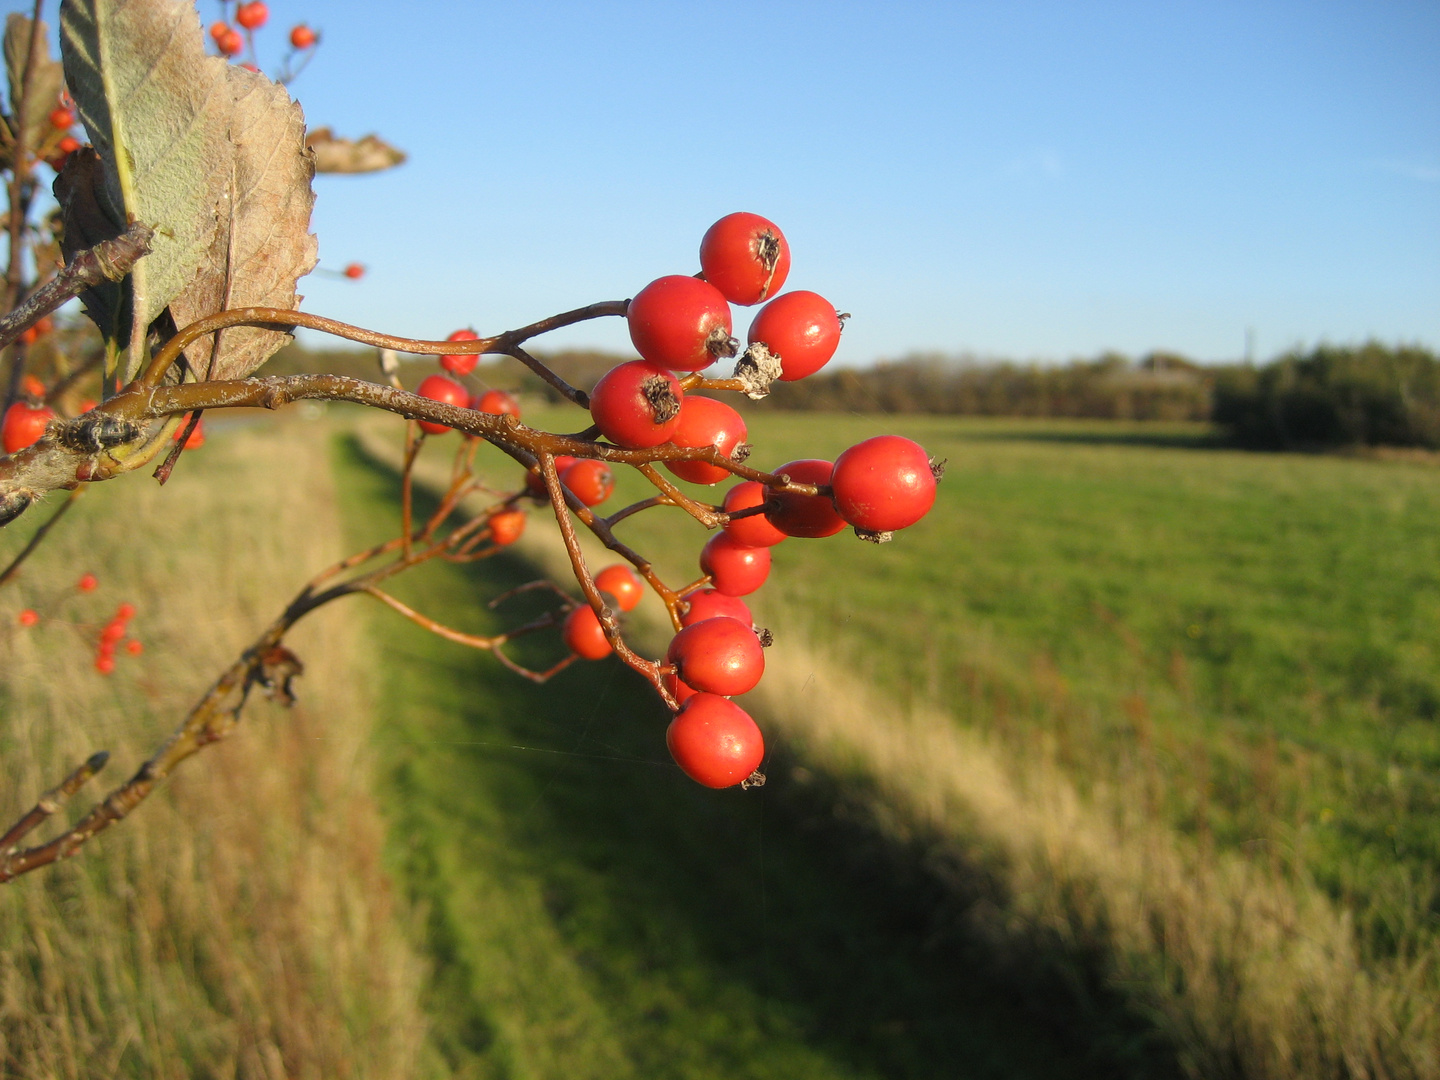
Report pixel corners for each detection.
[331,432,1163,1079]
[566,410,1440,969]
[4,405,1436,1076]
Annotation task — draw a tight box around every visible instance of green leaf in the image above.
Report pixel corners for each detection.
[59,0,226,381]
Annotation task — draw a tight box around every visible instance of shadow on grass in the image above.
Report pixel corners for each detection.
[961,425,1228,451]
[333,434,1180,1080]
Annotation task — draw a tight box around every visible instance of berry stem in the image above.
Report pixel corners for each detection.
[538,450,676,708]
[140,301,628,391]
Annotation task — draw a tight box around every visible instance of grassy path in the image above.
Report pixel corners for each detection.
[332,432,1164,1079]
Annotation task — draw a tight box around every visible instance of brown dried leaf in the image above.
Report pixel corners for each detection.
[4,14,64,152]
[165,66,318,380]
[306,126,406,174]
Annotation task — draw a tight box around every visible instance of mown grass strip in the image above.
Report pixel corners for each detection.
[332,427,1168,1079]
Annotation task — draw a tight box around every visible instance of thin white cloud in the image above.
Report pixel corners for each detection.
[1369,158,1440,183]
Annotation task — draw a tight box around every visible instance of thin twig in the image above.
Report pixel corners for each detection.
[152,411,201,485]
[140,300,628,390]
[0,751,109,854]
[601,495,673,529]
[0,223,156,353]
[505,344,590,408]
[362,586,574,684]
[633,463,725,528]
[0,486,81,587]
[400,424,420,559]
[3,0,43,317]
[539,450,675,707]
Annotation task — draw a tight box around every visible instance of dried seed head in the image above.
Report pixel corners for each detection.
[756,626,774,648]
[731,442,752,464]
[705,326,739,360]
[734,343,782,400]
[253,645,305,706]
[642,374,681,424]
[854,527,893,544]
[930,457,948,482]
[755,230,782,272]
[740,769,767,790]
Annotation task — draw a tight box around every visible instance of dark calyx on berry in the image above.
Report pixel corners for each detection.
[642,375,681,423]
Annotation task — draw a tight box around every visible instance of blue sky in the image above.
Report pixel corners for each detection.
[60,2,1440,363]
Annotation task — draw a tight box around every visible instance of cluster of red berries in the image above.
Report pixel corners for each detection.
[45,97,81,171]
[361,213,941,790]
[94,601,143,674]
[209,3,317,62]
[13,574,144,675]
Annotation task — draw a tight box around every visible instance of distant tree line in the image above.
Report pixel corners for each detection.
[266,340,1440,450]
[1213,342,1440,449]
[752,351,1213,421]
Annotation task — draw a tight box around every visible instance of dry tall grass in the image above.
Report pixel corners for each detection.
[745,641,1438,1080]
[0,416,432,1078]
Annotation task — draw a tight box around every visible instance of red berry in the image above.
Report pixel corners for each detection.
[3,401,54,453]
[235,2,268,30]
[699,534,770,596]
[588,360,684,448]
[440,329,480,376]
[94,654,115,675]
[747,291,844,381]
[666,695,764,788]
[764,459,846,538]
[664,396,748,486]
[343,262,365,280]
[562,604,612,660]
[216,27,244,56]
[489,508,527,546]
[415,374,469,435]
[79,399,97,413]
[473,389,520,418]
[289,23,317,49]
[666,617,765,697]
[526,455,577,498]
[721,482,787,548]
[560,459,614,507]
[699,212,791,305]
[125,639,144,655]
[101,620,126,644]
[17,609,38,627]
[626,276,735,371]
[209,20,230,41]
[77,573,98,592]
[20,373,46,396]
[49,106,73,130]
[595,564,644,612]
[678,587,752,628]
[55,136,80,158]
[831,435,937,532]
[115,603,137,621]
[173,414,205,449]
